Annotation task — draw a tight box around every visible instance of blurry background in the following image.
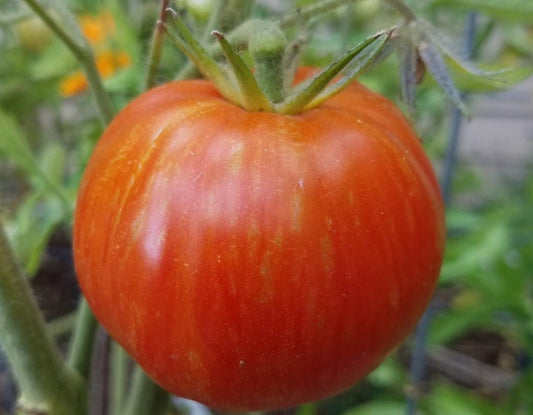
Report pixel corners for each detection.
[1,0,532,414]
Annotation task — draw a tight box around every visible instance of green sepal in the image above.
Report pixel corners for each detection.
[278,29,392,114]
[163,8,241,106]
[212,31,272,112]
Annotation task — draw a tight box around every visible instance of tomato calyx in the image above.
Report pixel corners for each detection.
[162,7,394,115]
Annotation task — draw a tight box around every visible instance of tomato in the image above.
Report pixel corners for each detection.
[73,68,445,412]
[16,15,54,52]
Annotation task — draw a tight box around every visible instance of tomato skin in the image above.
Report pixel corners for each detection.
[73,69,445,412]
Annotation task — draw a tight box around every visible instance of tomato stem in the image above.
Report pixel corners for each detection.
[249,20,288,104]
[66,298,99,379]
[109,342,130,415]
[0,221,87,414]
[123,367,171,415]
[176,0,355,80]
[145,0,171,90]
[165,7,394,114]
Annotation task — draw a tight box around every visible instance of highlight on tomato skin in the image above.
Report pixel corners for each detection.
[73,68,445,413]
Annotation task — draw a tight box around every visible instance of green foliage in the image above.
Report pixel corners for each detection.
[0,110,73,274]
[429,0,533,22]
[421,381,502,415]
[341,401,406,415]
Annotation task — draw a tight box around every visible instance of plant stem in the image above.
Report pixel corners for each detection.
[47,311,77,338]
[145,0,171,90]
[385,0,417,21]
[123,367,170,415]
[0,221,86,414]
[67,297,99,380]
[249,21,287,103]
[110,342,130,415]
[22,0,114,124]
[176,0,358,80]
[276,0,351,28]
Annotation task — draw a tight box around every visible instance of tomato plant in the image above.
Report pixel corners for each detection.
[73,68,445,412]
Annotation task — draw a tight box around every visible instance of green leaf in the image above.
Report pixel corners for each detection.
[5,191,64,275]
[341,401,406,415]
[446,209,482,229]
[430,0,533,22]
[367,357,407,387]
[447,60,533,93]
[0,110,73,215]
[0,109,39,177]
[295,403,317,415]
[39,142,67,185]
[428,302,494,345]
[417,39,470,117]
[397,39,418,119]
[440,224,509,284]
[421,381,503,415]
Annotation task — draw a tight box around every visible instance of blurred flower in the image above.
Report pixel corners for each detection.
[79,12,116,46]
[60,50,131,97]
[59,11,131,97]
[60,72,88,97]
[95,50,131,77]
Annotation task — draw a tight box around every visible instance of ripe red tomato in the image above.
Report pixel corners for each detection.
[73,68,445,412]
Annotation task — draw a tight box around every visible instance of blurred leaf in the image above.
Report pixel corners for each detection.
[430,0,533,22]
[5,191,64,275]
[446,209,482,230]
[29,38,78,79]
[103,66,142,96]
[501,24,533,59]
[341,401,406,415]
[0,108,39,177]
[421,381,503,415]
[429,302,494,345]
[440,223,509,284]
[39,142,67,184]
[295,403,317,415]
[447,60,533,93]
[367,358,407,387]
[397,39,418,118]
[0,109,73,214]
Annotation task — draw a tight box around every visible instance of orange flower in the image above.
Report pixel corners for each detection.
[60,71,88,97]
[60,50,131,97]
[79,12,115,46]
[96,50,131,77]
[59,9,131,97]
